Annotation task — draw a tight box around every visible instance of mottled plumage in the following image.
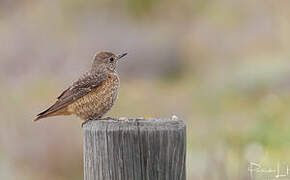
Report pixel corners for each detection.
[34,51,127,121]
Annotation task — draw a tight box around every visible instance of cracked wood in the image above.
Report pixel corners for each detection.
[83,118,186,180]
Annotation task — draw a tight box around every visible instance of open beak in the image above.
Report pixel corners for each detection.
[117,52,128,60]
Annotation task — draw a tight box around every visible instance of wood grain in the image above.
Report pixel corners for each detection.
[83,118,186,180]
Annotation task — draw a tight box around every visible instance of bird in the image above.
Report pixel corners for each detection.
[34,51,127,124]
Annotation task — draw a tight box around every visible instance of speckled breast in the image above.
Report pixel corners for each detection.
[68,73,120,120]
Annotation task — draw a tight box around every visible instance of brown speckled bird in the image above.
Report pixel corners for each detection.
[34,51,127,123]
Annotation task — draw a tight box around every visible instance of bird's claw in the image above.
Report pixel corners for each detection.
[81,119,91,128]
[81,117,98,127]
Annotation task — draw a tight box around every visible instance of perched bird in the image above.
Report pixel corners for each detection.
[34,51,127,123]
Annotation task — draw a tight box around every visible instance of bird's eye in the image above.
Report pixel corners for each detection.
[109,57,114,62]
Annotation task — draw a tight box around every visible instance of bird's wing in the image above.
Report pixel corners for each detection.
[37,73,108,117]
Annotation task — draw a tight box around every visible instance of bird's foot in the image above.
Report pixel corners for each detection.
[81,119,91,128]
[81,117,99,127]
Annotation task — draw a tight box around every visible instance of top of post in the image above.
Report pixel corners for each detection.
[82,118,185,132]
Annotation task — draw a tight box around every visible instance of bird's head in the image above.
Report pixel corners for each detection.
[91,51,127,73]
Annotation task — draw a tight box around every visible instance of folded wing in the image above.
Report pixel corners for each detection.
[34,73,108,121]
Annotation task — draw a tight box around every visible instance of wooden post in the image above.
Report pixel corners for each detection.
[83,118,186,180]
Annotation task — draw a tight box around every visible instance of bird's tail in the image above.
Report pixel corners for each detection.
[34,112,52,121]
[34,107,71,122]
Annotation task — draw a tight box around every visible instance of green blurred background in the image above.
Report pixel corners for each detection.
[1,0,290,179]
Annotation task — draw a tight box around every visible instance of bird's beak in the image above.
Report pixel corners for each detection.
[117,52,128,60]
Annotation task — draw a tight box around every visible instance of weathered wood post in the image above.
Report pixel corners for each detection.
[83,118,186,180]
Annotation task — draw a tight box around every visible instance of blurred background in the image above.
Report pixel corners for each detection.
[1,0,290,179]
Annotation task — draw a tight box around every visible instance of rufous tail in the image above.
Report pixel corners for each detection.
[34,107,71,122]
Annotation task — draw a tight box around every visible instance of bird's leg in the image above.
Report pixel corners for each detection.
[81,116,99,127]
[81,119,90,128]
